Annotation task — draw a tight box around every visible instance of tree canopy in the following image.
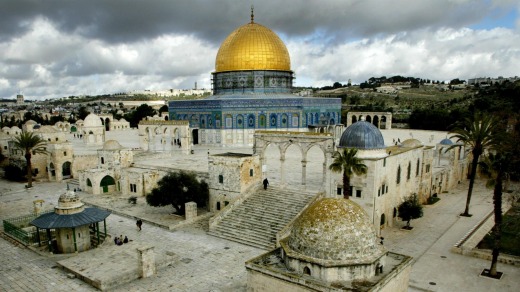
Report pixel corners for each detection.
[449,113,500,216]
[329,148,367,199]
[146,171,208,215]
[12,131,48,188]
[124,104,157,127]
[398,194,423,228]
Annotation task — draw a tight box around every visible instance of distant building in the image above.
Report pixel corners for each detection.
[467,76,519,85]
[16,94,24,105]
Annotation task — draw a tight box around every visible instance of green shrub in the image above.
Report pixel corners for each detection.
[3,164,26,182]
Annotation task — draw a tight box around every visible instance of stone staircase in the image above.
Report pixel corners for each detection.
[67,178,80,189]
[208,187,316,250]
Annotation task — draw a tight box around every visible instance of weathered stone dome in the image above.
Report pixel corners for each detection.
[56,190,84,214]
[102,140,123,150]
[83,113,103,127]
[215,21,291,72]
[440,138,453,145]
[37,125,58,133]
[339,120,385,149]
[401,138,422,148]
[288,198,385,263]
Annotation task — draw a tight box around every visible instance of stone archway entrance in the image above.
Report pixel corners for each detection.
[62,161,72,178]
[192,129,199,145]
[254,131,334,192]
[100,175,116,193]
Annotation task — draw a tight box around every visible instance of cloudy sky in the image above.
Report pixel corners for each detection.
[1,0,519,100]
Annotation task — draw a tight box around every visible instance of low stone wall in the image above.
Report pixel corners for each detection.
[465,249,520,266]
[451,202,518,266]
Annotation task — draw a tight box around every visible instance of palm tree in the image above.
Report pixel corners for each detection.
[479,152,510,277]
[329,148,367,199]
[12,131,48,188]
[449,113,499,216]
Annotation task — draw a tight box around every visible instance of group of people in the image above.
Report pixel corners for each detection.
[113,219,142,245]
[114,235,129,245]
[73,133,83,139]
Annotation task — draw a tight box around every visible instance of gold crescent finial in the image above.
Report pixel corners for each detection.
[251,4,254,23]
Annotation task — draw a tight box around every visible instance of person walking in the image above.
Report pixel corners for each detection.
[263,178,269,190]
[136,219,143,231]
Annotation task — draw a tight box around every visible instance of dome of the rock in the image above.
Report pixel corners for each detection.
[215,22,291,72]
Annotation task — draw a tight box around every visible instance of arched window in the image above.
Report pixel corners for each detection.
[396,165,401,184]
[303,266,311,275]
[269,114,277,128]
[86,178,92,187]
[236,115,244,129]
[416,159,420,177]
[407,162,411,180]
[259,114,266,128]
[225,114,233,129]
[101,157,105,164]
[247,114,255,128]
[281,114,288,128]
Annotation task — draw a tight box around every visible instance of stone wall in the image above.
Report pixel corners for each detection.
[208,153,261,212]
[56,225,91,253]
[72,154,98,178]
[247,270,315,292]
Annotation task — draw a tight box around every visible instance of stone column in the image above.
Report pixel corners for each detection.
[280,155,286,188]
[33,199,44,215]
[137,245,156,278]
[301,160,307,186]
[185,202,197,221]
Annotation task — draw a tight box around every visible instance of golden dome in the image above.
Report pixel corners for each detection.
[215,22,291,72]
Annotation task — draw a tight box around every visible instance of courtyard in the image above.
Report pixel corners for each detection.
[1,168,519,291]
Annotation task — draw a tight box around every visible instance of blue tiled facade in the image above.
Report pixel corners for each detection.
[169,94,341,131]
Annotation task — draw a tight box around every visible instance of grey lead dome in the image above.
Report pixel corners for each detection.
[339,120,385,149]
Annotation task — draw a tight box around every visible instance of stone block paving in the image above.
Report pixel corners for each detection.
[382,181,520,292]
[0,235,93,291]
[2,175,520,291]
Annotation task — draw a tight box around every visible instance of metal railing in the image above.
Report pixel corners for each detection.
[2,210,53,245]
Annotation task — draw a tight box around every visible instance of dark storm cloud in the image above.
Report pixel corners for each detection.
[0,0,492,46]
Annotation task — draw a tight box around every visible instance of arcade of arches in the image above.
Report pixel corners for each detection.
[253,131,335,191]
[138,120,191,153]
[346,112,392,129]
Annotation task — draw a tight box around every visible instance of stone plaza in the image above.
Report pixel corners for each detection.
[1,132,519,291]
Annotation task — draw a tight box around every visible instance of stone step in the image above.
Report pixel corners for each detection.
[207,231,273,249]
[214,221,282,236]
[210,226,275,241]
[227,207,301,219]
[208,187,315,250]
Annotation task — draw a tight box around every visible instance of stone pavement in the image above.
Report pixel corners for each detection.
[1,177,519,291]
[382,181,520,291]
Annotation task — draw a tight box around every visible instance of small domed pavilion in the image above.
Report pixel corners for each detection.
[31,190,110,253]
[246,198,412,291]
